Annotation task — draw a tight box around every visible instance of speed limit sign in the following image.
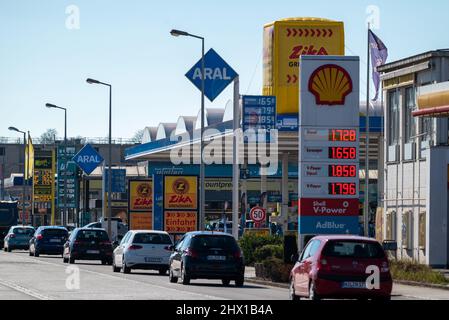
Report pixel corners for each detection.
[250,206,266,223]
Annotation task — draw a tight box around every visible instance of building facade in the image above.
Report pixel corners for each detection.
[379,49,449,268]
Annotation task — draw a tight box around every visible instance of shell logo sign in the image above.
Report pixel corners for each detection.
[308,64,353,106]
[164,176,198,210]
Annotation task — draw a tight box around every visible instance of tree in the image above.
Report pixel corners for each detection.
[40,129,58,144]
[131,129,144,143]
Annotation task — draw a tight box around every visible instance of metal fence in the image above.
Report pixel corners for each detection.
[0,137,138,145]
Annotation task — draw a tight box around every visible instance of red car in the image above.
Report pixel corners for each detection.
[289,235,392,301]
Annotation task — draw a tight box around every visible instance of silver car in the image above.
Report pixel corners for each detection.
[112,230,173,275]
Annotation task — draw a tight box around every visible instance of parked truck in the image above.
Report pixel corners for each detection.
[0,201,19,249]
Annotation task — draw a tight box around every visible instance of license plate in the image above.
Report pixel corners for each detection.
[87,250,100,254]
[207,255,226,261]
[50,239,61,243]
[341,281,367,289]
[145,257,162,263]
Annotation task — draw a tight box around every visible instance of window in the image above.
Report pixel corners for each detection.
[322,241,385,259]
[404,87,416,144]
[191,235,238,250]
[388,90,400,146]
[133,233,172,245]
[420,117,433,142]
[308,240,321,258]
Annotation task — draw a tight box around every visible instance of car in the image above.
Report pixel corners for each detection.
[289,235,393,301]
[62,228,113,265]
[3,226,35,252]
[168,231,245,287]
[29,226,69,257]
[112,230,173,274]
[84,221,128,240]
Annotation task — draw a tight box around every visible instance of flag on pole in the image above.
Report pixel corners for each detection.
[25,134,34,180]
[369,30,388,101]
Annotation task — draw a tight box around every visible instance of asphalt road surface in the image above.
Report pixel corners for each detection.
[0,250,448,300]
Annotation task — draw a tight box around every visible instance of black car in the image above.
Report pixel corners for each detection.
[168,231,245,287]
[29,226,69,257]
[63,228,113,265]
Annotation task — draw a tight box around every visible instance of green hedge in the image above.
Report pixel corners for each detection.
[254,244,283,263]
[261,257,293,283]
[238,234,282,265]
[390,260,449,285]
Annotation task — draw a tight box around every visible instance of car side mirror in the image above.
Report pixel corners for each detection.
[165,245,175,251]
[382,240,398,251]
[291,253,300,263]
[112,241,119,247]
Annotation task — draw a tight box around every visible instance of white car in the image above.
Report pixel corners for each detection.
[112,230,173,275]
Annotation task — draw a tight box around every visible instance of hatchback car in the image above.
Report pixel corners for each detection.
[3,226,35,252]
[289,235,392,301]
[112,230,173,274]
[169,231,245,286]
[62,228,113,265]
[29,226,69,257]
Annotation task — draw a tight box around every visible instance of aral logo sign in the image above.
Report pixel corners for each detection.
[164,176,198,210]
[72,144,104,175]
[308,64,353,106]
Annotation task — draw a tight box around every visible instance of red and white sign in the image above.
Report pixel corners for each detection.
[299,198,359,217]
[250,206,267,223]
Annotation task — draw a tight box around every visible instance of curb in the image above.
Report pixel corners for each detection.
[394,280,449,291]
[245,277,289,289]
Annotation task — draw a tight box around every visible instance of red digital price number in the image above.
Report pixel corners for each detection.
[329,183,357,196]
[329,165,357,177]
[329,147,357,160]
[329,129,357,142]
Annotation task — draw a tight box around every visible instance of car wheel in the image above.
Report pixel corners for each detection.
[34,251,39,257]
[63,257,68,263]
[169,268,178,283]
[112,259,120,272]
[309,281,320,301]
[69,255,75,264]
[289,279,301,300]
[222,279,231,286]
[181,264,190,285]
[159,268,168,275]
[235,276,244,288]
[122,259,131,274]
[7,247,12,252]
[29,251,33,257]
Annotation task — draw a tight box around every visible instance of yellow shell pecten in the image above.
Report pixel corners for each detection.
[308,64,353,105]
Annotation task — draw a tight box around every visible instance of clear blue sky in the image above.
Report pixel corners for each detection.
[1,0,448,140]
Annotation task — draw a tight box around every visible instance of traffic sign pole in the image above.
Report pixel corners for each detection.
[200,37,205,232]
[232,76,240,240]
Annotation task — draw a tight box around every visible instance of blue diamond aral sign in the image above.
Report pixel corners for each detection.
[185,48,238,102]
[73,144,104,175]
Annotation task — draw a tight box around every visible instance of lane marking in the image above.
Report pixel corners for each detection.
[4,253,226,300]
[0,278,54,300]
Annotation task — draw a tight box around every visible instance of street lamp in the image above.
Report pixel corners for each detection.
[86,78,112,238]
[46,103,68,226]
[170,28,206,231]
[8,126,27,225]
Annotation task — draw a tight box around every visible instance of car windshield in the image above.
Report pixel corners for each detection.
[322,241,385,259]
[191,235,239,250]
[13,228,34,235]
[42,229,68,237]
[133,233,172,245]
[76,230,109,241]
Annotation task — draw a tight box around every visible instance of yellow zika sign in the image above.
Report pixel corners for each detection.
[129,180,153,211]
[164,176,198,210]
[164,211,197,234]
[263,18,345,115]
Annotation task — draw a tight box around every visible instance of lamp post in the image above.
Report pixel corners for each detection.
[86,78,112,238]
[170,29,206,231]
[8,126,27,225]
[46,103,68,226]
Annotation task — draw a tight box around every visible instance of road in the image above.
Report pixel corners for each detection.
[0,250,448,300]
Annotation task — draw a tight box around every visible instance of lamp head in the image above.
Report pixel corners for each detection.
[8,126,19,132]
[170,29,189,37]
[86,78,101,84]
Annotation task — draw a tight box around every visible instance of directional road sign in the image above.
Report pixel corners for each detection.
[185,48,238,102]
[73,144,104,175]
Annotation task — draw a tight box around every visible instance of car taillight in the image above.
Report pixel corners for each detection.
[381,261,390,273]
[73,241,81,246]
[36,234,43,241]
[129,245,143,251]
[233,250,242,259]
[100,241,111,246]
[184,248,198,258]
[9,234,15,238]
[317,257,331,272]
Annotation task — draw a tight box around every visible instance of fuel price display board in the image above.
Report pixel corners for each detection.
[298,56,360,238]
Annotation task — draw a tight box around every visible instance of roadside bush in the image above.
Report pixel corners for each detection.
[390,259,449,285]
[238,234,282,265]
[254,244,283,263]
[261,257,293,283]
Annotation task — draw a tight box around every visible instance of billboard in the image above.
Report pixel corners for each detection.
[129,180,153,211]
[130,212,153,230]
[263,18,345,115]
[33,156,54,203]
[57,146,78,209]
[164,176,198,210]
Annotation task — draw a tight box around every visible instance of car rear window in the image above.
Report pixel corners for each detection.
[76,230,109,241]
[133,233,172,245]
[13,228,34,235]
[42,229,68,237]
[191,235,239,250]
[322,241,385,259]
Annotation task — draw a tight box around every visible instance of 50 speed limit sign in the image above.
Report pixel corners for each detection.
[250,206,267,223]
